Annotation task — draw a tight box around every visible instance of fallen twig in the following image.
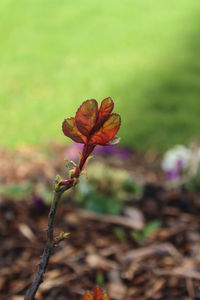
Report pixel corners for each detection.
[77,209,144,230]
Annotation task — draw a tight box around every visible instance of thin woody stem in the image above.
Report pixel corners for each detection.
[78,144,95,172]
[25,185,73,300]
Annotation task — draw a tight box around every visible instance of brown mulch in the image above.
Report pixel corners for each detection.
[1,144,200,300]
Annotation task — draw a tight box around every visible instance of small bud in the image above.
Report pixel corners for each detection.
[59,232,70,239]
[55,174,62,183]
[54,175,62,191]
[53,232,70,247]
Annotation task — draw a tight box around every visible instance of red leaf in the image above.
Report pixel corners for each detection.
[97,97,114,126]
[82,291,94,300]
[82,287,111,300]
[89,113,121,145]
[93,286,103,300]
[62,118,86,143]
[75,99,98,137]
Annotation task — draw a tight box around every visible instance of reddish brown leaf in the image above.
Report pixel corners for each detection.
[82,291,94,300]
[82,286,110,300]
[93,286,103,300]
[89,113,121,145]
[75,99,98,137]
[97,97,114,125]
[62,118,86,143]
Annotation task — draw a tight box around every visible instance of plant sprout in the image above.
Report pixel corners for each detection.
[25,97,121,300]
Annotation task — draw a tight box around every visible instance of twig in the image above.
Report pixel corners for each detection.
[123,243,183,262]
[25,185,72,300]
[154,268,200,280]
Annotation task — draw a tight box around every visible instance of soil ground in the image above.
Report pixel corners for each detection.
[1,144,200,299]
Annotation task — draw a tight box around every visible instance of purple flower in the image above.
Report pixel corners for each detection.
[95,145,132,159]
[177,159,184,172]
[32,195,46,211]
[166,169,180,180]
[165,159,185,181]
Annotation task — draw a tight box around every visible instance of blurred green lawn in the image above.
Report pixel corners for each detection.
[0,0,200,151]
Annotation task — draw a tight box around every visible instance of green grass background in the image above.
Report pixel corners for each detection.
[0,0,200,151]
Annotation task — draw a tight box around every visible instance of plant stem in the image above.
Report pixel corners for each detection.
[25,185,72,300]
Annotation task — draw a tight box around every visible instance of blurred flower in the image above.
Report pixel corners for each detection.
[166,168,181,181]
[162,145,192,180]
[95,145,132,159]
[32,194,46,212]
[162,145,191,172]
